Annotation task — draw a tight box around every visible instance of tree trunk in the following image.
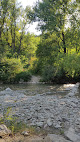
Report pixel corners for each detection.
[0,27,1,39]
[13,27,16,53]
[62,31,66,53]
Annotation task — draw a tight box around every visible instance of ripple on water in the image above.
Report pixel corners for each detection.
[0,83,70,96]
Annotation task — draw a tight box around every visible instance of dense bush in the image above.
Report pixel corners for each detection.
[63,54,80,79]
[0,58,31,83]
[39,54,80,83]
[0,58,23,83]
[0,58,32,83]
[15,71,31,82]
[41,65,54,82]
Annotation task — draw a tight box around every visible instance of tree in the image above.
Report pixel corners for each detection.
[32,0,80,53]
[0,0,33,57]
[0,0,9,55]
[0,0,9,39]
[0,0,40,83]
[17,6,32,56]
[29,0,80,82]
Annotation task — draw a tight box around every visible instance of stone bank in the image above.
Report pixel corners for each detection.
[0,83,80,142]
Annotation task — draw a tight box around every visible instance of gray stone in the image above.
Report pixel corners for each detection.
[5,88,12,91]
[21,131,29,136]
[0,82,80,137]
[47,118,52,126]
[64,127,80,142]
[0,124,11,136]
[44,134,71,142]
[54,124,62,129]
[44,124,48,128]
[36,122,44,127]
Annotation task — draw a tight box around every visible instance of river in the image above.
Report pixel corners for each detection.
[0,83,70,96]
[0,82,80,142]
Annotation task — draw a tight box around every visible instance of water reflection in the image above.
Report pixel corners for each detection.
[0,83,70,96]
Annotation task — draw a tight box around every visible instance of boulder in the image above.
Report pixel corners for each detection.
[64,127,80,142]
[5,88,12,91]
[44,134,71,142]
[0,124,11,137]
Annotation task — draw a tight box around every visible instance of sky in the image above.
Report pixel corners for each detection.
[17,0,41,35]
[17,0,38,8]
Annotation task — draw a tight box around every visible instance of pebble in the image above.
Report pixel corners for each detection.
[0,83,80,142]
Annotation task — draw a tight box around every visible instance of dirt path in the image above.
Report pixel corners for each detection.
[28,76,41,83]
[1,134,45,142]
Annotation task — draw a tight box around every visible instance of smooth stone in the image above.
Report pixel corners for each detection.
[54,124,62,129]
[47,118,52,126]
[21,131,29,136]
[44,134,71,142]
[64,127,80,142]
[36,122,44,127]
[0,124,11,136]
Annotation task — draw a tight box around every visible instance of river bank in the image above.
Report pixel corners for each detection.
[0,83,80,142]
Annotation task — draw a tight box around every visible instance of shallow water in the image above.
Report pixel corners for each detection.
[76,85,80,97]
[0,83,69,96]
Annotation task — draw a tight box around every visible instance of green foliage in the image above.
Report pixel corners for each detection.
[0,107,26,134]
[15,71,31,82]
[30,0,80,83]
[53,53,80,82]
[41,65,54,82]
[0,58,23,83]
[32,0,80,53]
[0,107,16,134]
[63,54,80,79]
[0,0,80,83]
[12,122,27,133]
[0,0,40,83]
[0,107,13,124]
[37,52,80,83]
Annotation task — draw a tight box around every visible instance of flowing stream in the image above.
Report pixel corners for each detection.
[0,83,70,96]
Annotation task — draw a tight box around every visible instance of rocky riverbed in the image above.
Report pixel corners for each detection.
[0,83,80,142]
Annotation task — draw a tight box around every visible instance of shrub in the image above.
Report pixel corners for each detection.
[0,58,23,83]
[41,65,55,82]
[15,71,31,82]
[40,53,80,83]
[54,53,80,82]
[63,54,80,79]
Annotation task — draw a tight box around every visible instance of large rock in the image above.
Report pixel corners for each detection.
[47,118,52,126]
[64,127,80,142]
[0,88,12,95]
[44,134,71,142]
[0,124,11,137]
[5,88,12,91]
